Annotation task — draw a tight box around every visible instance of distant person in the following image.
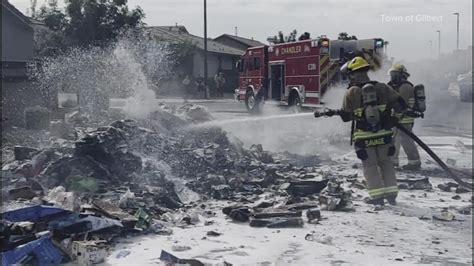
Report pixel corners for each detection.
[387,64,422,170]
[195,76,206,99]
[182,75,191,98]
[214,72,226,99]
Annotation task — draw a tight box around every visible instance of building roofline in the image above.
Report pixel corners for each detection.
[214,33,265,47]
[2,0,33,29]
[145,26,243,56]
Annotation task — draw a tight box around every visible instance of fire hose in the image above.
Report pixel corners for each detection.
[314,108,473,191]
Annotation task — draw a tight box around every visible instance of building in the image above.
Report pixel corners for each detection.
[213,34,265,51]
[145,26,244,94]
[2,0,34,78]
[1,0,51,126]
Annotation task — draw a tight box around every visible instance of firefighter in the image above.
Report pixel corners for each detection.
[338,57,407,205]
[195,76,206,99]
[388,64,421,170]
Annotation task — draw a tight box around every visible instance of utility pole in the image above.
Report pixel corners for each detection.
[436,30,441,58]
[453,12,460,50]
[235,26,238,36]
[203,0,209,98]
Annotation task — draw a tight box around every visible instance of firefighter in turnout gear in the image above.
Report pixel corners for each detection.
[388,64,422,170]
[338,57,407,205]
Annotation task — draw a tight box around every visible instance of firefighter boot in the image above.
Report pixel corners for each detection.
[385,195,397,205]
[364,197,385,206]
[402,163,421,171]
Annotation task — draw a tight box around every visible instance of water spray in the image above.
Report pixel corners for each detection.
[191,112,314,128]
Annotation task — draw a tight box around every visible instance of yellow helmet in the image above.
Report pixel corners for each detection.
[388,63,410,77]
[340,56,370,73]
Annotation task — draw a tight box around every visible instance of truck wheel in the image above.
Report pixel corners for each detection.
[245,90,261,114]
[289,92,301,113]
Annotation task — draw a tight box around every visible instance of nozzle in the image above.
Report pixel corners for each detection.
[314,108,339,118]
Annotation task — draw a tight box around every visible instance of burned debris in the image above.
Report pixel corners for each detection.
[2,102,469,264]
[1,103,340,263]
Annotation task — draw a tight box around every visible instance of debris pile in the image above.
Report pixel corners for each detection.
[0,103,383,264]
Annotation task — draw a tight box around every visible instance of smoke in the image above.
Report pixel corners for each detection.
[213,86,352,157]
[33,33,173,120]
[404,59,472,136]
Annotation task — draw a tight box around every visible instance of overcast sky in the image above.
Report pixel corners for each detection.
[10,0,473,61]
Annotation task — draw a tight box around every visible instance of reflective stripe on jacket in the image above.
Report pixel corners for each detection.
[395,98,416,124]
[353,104,394,141]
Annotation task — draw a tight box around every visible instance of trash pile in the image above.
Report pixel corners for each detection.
[1,104,363,264]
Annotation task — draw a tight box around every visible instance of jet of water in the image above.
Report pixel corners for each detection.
[191,112,314,128]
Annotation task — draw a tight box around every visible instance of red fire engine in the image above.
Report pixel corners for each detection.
[234,37,385,113]
[234,36,336,113]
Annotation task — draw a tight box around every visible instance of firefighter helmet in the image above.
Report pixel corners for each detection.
[388,63,410,77]
[341,56,370,73]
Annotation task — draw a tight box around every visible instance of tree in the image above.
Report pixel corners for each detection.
[271,29,300,44]
[33,0,145,55]
[64,0,144,46]
[285,30,297,42]
[337,32,358,40]
[298,32,310,41]
[36,1,67,31]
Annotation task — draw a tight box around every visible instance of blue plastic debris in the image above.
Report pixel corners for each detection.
[1,205,70,223]
[1,236,64,266]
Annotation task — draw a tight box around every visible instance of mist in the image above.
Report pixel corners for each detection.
[212,85,352,157]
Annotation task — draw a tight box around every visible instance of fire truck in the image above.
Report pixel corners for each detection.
[234,36,333,113]
[234,37,385,113]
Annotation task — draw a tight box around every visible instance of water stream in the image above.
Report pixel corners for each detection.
[191,112,315,128]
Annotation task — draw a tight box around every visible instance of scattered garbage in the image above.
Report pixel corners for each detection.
[223,206,252,222]
[13,146,39,160]
[304,232,333,245]
[249,217,304,228]
[1,235,64,265]
[397,177,433,190]
[134,208,151,230]
[433,209,456,222]
[455,206,471,215]
[446,158,456,167]
[45,186,81,211]
[71,240,110,265]
[114,249,131,259]
[171,245,192,252]
[306,208,321,223]
[159,250,205,266]
[319,179,354,212]
[8,186,36,200]
[206,230,221,237]
[285,179,329,197]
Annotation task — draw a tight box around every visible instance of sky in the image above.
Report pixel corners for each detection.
[10,0,473,61]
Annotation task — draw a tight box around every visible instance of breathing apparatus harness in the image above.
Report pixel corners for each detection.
[388,81,427,118]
